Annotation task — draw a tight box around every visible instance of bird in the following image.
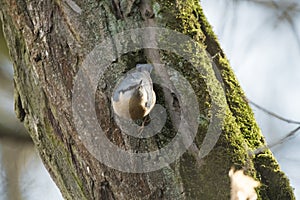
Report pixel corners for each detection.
[112,64,156,120]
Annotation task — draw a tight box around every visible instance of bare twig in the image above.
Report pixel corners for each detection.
[270,125,300,148]
[248,99,300,125]
[251,125,300,155]
[245,98,300,154]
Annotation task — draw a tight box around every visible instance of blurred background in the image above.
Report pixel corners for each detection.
[0,0,299,199]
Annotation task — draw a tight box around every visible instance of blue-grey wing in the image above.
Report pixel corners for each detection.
[112,70,151,101]
[113,64,154,102]
[136,64,153,73]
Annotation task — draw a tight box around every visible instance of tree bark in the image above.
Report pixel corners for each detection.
[0,0,295,199]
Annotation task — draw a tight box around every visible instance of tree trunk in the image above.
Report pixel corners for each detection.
[0,0,295,199]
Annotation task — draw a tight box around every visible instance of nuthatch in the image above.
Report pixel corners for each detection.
[112,64,156,120]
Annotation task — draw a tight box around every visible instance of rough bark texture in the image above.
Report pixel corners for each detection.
[0,0,295,199]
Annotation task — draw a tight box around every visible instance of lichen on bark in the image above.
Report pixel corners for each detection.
[0,0,295,199]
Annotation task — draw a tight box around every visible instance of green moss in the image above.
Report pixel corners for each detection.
[198,3,295,199]
[254,153,295,200]
[151,0,296,199]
